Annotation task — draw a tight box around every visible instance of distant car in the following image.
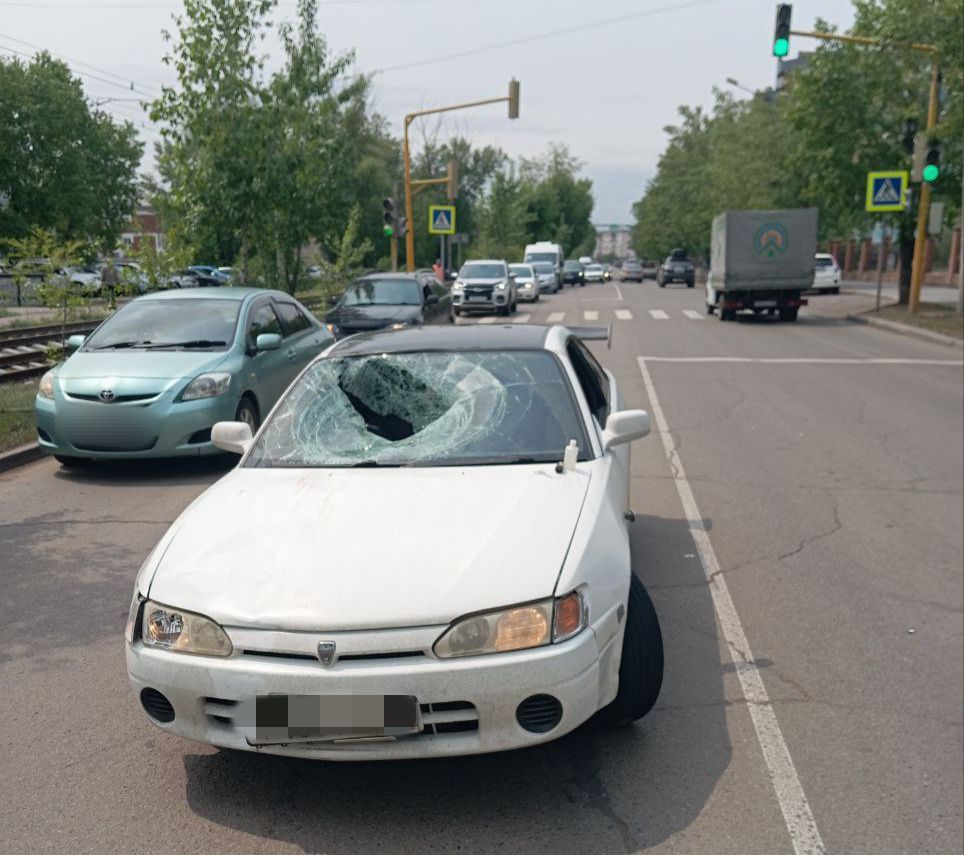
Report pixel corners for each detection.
[124,324,663,760]
[601,264,613,282]
[621,260,644,282]
[69,265,102,294]
[811,253,840,294]
[561,260,585,287]
[531,261,560,293]
[324,273,452,338]
[188,266,229,287]
[578,256,593,266]
[657,250,695,288]
[508,263,541,302]
[639,259,659,279]
[35,288,331,464]
[451,260,518,316]
[168,269,201,289]
[583,263,605,284]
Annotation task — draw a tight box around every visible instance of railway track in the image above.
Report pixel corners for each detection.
[0,320,102,384]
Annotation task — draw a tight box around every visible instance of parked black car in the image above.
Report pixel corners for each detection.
[561,259,585,287]
[621,260,644,282]
[657,249,695,288]
[325,273,452,339]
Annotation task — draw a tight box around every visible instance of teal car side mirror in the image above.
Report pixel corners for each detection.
[66,334,86,352]
[256,333,282,351]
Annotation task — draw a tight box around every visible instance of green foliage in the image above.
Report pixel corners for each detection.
[291,204,372,299]
[0,54,142,247]
[474,166,531,260]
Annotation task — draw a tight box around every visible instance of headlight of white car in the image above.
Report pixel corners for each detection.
[140,600,233,656]
[434,590,587,658]
[453,280,465,291]
[38,370,56,399]
[495,281,507,291]
[180,372,231,401]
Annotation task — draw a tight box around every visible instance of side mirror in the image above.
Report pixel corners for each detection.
[212,421,253,455]
[426,294,439,305]
[326,294,340,307]
[256,333,281,351]
[601,409,651,451]
[66,334,86,352]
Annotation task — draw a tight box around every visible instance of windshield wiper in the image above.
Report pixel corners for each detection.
[91,340,154,350]
[140,339,227,349]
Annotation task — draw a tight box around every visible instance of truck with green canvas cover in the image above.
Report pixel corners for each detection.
[705,208,818,322]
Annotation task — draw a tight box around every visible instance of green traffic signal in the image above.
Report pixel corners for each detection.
[773,37,790,57]
[922,163,939,183]
[773,4,792,57]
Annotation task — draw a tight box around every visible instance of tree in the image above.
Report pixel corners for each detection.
[520,144,595,256]
[0,54,142,247]
[475,166,531,260]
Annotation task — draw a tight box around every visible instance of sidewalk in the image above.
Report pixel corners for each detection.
[841,279,959,307]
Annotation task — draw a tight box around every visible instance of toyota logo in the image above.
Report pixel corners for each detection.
[317,641,336,667]
[99,389,115,402]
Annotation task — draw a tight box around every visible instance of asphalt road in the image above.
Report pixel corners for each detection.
[2,280,961,855]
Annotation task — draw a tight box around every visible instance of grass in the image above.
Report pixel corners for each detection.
[874,301,964,340]
[0,381,38,453]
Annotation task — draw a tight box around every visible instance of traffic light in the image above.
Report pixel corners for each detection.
[382,197,395,237]
[446,160,459,200]
[900,118,918,154]
[922,143,941,183]
[773,4,792,57]
[508,78,520,119]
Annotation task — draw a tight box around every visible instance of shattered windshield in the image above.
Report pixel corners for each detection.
[245,350,590,468]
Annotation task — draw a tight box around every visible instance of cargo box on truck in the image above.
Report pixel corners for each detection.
[705,208,818,322]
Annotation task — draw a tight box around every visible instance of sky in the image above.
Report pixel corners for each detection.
[0,0,856,225]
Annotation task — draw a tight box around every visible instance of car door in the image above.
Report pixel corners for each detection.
[242,298,291,410]
[273,298,328,376]
[426,279,449,322]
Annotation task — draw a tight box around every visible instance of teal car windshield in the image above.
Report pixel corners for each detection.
[246,350,590,468]
[84,299,241,351]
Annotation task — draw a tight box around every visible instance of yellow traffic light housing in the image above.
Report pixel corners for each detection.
[508,78,520,119]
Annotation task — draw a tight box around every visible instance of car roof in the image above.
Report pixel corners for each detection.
[329,324,552,356]
[136,286,279,302]
[355,272,421,281]
[461,259,506,266]
[815,253,833,259]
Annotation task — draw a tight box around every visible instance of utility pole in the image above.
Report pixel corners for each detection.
[402,79,520,271]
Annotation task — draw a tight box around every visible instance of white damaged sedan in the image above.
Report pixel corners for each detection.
[126,324,663,759]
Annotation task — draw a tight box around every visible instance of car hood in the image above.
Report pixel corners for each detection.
[146,465,591,631]
[56,350,229,396]
[460,278,505,287]
[327,304,421,328]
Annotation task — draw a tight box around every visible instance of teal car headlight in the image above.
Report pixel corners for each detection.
[38,370,56,399]
[180,372,231,401]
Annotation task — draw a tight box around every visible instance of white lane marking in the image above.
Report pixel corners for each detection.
[546,312,566,323]
[649,309,670,320]
[583,310,599,321]
[682,309,704,320]
[613,283,624,301]
[638,356,964,365]
[476,316,496,325]
[513,314,531,324]
[637,356,826,855]
[615,309,634,320]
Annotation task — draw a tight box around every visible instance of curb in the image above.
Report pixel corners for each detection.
[848,312,964,348]
[0,442,45,473]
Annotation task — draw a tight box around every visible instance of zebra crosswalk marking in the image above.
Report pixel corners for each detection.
[682,309,704,320]
[477,316,496,324]
[583,310,599,321]
[546,312,566,323]
[513,314,531,324]
[649,309,669,320]
[615,309,633,320]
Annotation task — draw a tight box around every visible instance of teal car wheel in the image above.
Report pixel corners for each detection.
[235,396,260,432]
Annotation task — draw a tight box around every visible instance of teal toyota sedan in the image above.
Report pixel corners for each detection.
[35,288,332,465]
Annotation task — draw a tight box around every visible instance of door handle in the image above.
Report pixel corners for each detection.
[286,348,297,361]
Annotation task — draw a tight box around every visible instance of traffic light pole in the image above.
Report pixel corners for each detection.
[402,83,519,271]
[786,27,938,314]
[908,60,940,314]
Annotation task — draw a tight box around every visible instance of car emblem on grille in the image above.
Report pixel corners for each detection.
[99,388,115,402]
[317,641,336,667]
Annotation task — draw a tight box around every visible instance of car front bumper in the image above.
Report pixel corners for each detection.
[516,283,539,301]
[35,390,241,459]
[127,620,619,760]
[452,292,511,311]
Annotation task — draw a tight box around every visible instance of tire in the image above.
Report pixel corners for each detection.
[779,306,799,322]
[829,286,840,295]
[658,280,665,288]
[499,304,510,317]
[706,303,715,315]
[453,307,461,318]
[593,574,663,727]
[234,395,260,432]
[687,281,694,288]
[448,310,455,323]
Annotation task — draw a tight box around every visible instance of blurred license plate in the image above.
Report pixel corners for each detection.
[468,295,487,302]
[243,694,420,745]
[756,300,777,307]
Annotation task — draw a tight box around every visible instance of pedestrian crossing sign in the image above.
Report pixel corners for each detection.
[429,205,456,234]
[865,171,908,212]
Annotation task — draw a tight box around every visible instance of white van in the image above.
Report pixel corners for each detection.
[523,242,565,276]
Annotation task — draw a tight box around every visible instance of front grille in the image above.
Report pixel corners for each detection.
[203,696,239,726]
[418,701,479,736]
[338,650,424,662]
[65,393,158,403]
[464,287,493,298]
[72,436,158,453]
[242,648,426,665]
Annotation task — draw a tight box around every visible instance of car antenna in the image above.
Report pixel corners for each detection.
[555,439,579,474]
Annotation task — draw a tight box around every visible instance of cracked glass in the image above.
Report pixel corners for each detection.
[245,350,590,468]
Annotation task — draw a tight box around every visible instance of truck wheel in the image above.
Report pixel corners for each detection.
[687,281,694,288]
[658,280,665,288]
[706,303,715,315]
[779,307,799,322]
[591,574,663,727]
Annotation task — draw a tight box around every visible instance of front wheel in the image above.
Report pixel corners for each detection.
[592,574,663,727]
[234,396,260,433]
[687,281,694,288]
[779,306,799,322]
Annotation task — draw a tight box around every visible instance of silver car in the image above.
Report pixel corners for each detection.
[530,261,560,293]
[451,260,518,317]
[508,263,541,302]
